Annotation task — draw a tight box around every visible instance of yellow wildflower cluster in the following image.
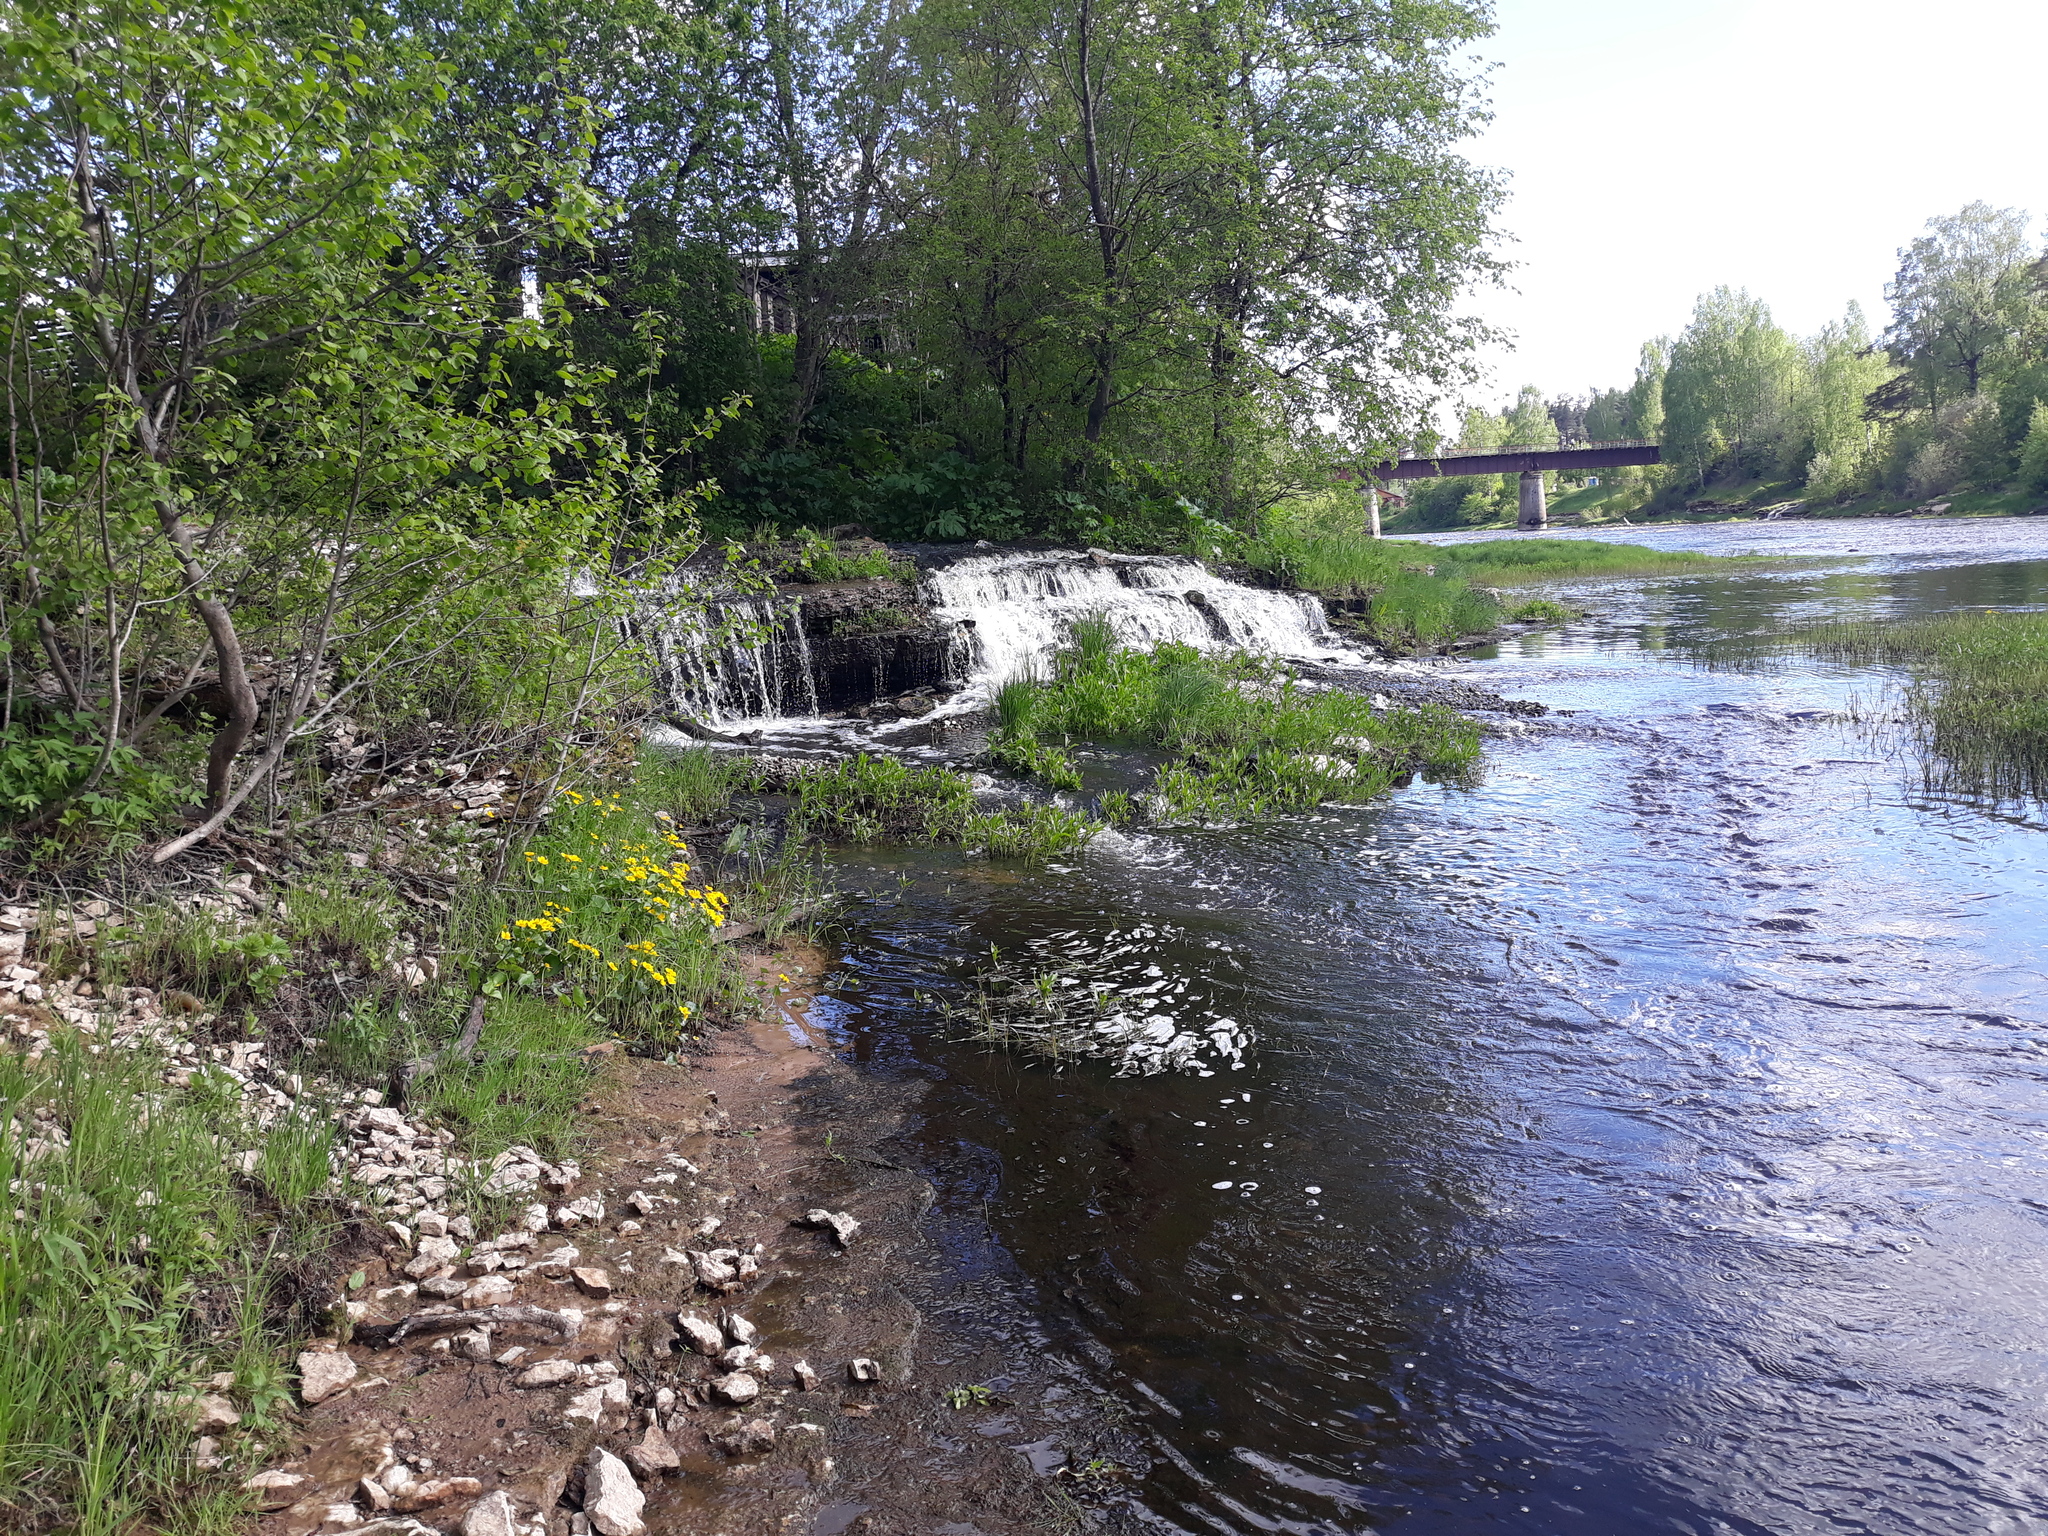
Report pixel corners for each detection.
[496,790,729,1022]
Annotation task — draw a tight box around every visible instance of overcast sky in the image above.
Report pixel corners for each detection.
[1459,0,2047,412]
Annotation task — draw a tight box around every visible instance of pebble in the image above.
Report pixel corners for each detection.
[847,1358,880,1383]
[792,1360,819,1391]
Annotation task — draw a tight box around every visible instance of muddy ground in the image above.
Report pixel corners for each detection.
[258,945,1159,1536]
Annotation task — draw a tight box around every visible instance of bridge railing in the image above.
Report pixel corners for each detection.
[1395,439,1657,460]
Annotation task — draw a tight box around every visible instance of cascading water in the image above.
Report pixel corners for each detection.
[647,547,1362,733]
[648,591,819,725]
[923,549,1356,690]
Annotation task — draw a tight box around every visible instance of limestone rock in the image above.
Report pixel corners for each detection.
[571,1267,612,1299]
[847,1358,880,1383]
[624,1422,681,1479]
[582,1447,647,1536]
[791,1360,819,1392]
[709,1371,760,1405]
[195,1393,240,1430]
[722,1312,758,1346]
[563,1376,630,1426]
[244,1469,311,1509]
[676,1313,724,1355]
[713,1418,777,1456]
[461,1274,516,1309]
[716,1344,756,1373]
[391,1476,481,1512]
[460,1491,520,1536]
[298,1349,359,1404]
[512,1358,578,1389]
[799,1209,861,1247]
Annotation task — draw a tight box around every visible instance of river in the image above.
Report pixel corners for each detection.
[803,518,2048,1535]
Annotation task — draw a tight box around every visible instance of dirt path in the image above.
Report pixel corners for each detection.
[256,944,1151,1536]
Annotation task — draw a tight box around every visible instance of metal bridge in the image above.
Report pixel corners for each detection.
[1344,440,1663,532]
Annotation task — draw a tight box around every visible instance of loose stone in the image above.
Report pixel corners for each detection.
[582,1447,647,1536]
[709,1371,761,1405]
[298,1348,359,1404]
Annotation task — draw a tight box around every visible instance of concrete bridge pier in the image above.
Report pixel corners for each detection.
[1517,470,1547,530]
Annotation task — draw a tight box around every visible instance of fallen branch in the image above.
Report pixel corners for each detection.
[354,1304,582,1350]
[390,992,488,1105]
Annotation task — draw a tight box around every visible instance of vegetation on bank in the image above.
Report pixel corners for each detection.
[1390,202,2048,532]
[1758,612,2048,806]
[1239,499,1736,650]
[989,618,1481,822]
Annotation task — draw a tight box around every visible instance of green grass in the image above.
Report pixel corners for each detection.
[990,631,1480,822]
[1428,538,1738,586]
[1240,529,1511,652]
[786,754,1098,860]
[0,1035,333,1533]
[1788,611,2048,805]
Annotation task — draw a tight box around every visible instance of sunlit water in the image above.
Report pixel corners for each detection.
[806,519,2048,1535]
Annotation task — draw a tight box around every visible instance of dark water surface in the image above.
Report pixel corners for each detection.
[810,520,2048,1535]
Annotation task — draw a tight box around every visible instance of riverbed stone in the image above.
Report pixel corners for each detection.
[582,1448,646,1536]
[624,1422,681,1478]
[709,1371,760,1405]
[298,1348,359,1404]
[677,1313,724,1355]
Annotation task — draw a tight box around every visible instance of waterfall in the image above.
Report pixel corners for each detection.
[649,592,819,725]
[921,549,1353,689]
[648,548,1358,729]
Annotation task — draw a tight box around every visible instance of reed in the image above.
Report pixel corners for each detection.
[1801,612,2048,805]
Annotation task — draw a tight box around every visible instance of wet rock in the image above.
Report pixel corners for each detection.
[717,1344,757,1372]
[392,1476,480,1512]
[847,1358,880,1383]
[460,1491,520,1536]
[624,1422,681,1479]
[571,1267,613,1299]
[676,1313,724,1356]
[712,1418,778,1456]
[244,1469,311,1508]
[582,1447,646,1536]
[709,1371,760,1405]
[791,1360,819,1392]
[513,1358,578,1389]
[799,1209,860,1247]
[299,1348,359,1404]
[461,1275,516,1309]
[722,1312,758,1346]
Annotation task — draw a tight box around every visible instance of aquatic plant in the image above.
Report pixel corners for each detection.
[989,632,1480,823]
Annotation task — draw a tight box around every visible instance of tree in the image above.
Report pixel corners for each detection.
[1790,303,1891,497]
[1884,202,2033,404]
[1662,288,1800,482]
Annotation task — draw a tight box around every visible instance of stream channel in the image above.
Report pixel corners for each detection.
[787,519,2048,1535]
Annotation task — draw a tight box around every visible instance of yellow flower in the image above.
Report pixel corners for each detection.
[500,929,511,941]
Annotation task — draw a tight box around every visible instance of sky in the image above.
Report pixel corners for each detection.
[1460,0,2047,413]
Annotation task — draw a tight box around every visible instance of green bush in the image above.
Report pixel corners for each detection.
[0,713,194,835]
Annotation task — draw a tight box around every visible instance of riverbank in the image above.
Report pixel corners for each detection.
[0,771,1151,1535]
